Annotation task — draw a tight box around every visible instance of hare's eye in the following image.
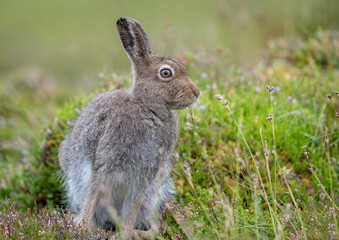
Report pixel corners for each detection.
[158,65,174,81]
[160,68,172,78]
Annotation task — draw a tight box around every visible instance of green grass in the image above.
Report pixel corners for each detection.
[1,1,339,239]
[1,31,338,239]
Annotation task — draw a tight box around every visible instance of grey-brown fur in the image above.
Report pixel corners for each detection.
[58,17,199,239]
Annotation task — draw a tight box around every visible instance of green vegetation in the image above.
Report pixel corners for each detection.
[1,31,338,239]
[1,1,338,239]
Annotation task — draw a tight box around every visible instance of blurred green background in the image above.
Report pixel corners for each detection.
[0,0,338,162]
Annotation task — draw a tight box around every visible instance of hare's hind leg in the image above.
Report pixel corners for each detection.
[130,178,174,239]
[77,175,102,228]
[119,191,146,239]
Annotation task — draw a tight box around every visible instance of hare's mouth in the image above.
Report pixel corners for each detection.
[168,103,191,110]
[174,100,198,110]
[177,105,190,110]
[168,93,199,110]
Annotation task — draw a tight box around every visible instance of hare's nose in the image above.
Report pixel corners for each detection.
[192,85,200,98]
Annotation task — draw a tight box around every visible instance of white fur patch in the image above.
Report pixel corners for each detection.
[67,160,92,211]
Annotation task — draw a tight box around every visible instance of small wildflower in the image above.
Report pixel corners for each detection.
[46,129,52,135]
[215,94,223,100]
[292,99,297,104]
[222,100,228,106]
[266,85,275,93]
[67,121,74,127]
[206,84,211,89]
[327,93,332,100]
[75,108,81,114]
[275,86,280,92]
[201,72,208,78]
[266,114,273,122]
[301,146,307,151]
[296,199,301,203]
[287,96,293,101]
[198,105,206,111]
[273,101,277,106]
[334,91,338,96]
[22,158,27,163]
[304,152,310,156]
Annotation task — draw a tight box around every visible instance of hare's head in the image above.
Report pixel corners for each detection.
[116,17,200,110]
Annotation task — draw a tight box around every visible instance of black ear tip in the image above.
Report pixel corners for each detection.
[116,17,128,26]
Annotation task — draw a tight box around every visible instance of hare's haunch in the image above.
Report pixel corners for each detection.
[58,17,200,239]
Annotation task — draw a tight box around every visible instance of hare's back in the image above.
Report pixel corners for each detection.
[61,88,177,173]
[70,89,136,159]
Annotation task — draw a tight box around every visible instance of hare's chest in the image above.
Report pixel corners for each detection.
[155,115,178,153]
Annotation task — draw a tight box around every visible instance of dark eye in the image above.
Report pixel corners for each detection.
[160,68,172,78]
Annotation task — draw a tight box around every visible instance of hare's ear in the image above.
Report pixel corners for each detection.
[116,17,153,61]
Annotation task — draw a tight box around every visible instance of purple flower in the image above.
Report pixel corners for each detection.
[67,121,74,127]
[201,72,208,78]
[206,84,211,89]
[75,108,81,114]
[22,158,27,163]
[296,199,301,203]
[198,105,206,111]
[287,96,293,101]
[46,129,52,135]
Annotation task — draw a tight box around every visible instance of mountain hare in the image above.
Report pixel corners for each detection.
[58,17,200,239]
